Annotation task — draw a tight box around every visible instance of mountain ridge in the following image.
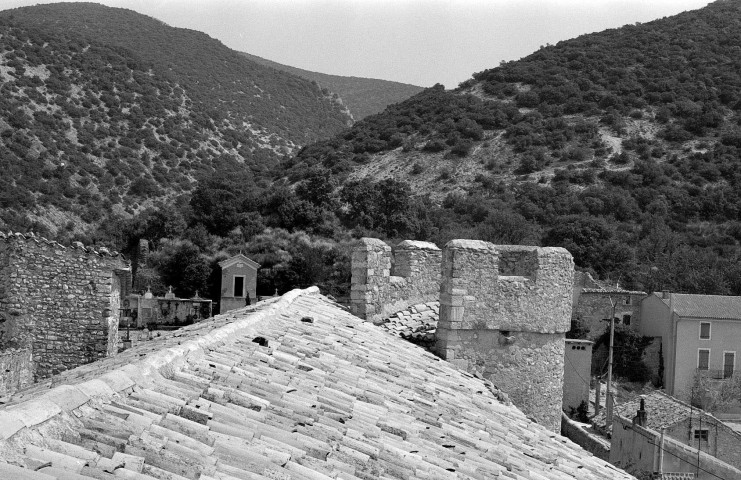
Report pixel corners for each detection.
[0,2,352,235]
[240,51,424,120]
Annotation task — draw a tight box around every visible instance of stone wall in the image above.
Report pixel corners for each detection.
[0,347,32,397]
[434,240,574,432]
[573,291,643,340]
[351,238,441,323]
[0,232,129,380]
[560,412,610,461]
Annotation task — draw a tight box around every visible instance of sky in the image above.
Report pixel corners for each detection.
[2,0,712,88]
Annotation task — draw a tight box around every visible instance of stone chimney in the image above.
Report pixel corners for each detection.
[633,398,648,427]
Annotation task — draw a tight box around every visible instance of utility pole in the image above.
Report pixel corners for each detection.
[606,297,617,427]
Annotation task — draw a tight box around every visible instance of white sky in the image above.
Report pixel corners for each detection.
[2,0,711,88]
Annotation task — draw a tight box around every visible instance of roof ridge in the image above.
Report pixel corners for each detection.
[0,230,125,258]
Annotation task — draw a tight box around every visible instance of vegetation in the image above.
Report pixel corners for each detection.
[593,324,653,384]
[240,52,424,120]
[277,0,741,296]
[7,1,741,308]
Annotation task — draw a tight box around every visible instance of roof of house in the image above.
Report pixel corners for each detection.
[595,390,738,435]
[218,253,260,269]
[655,292,741,320]
[0,231,126,259]
[0,288,633,480]
[575,272,645,296]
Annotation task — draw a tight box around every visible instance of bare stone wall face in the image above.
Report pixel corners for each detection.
[435,240,574,432]
[574,292,642,340]
[0,234,127,380]
[0,347,32,396]
[351,238,441,323]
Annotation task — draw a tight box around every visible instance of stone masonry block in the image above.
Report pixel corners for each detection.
[351,237,441,323]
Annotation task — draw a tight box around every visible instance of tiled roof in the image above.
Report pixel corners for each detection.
[657,292,741,320]
[0,230,125,258]
[581,287,646,295]
[594,390,738,435]
[576,272,645,295]
[0,288,633,480]
[379,302,438,351]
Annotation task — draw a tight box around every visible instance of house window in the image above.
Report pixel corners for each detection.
[233,276,245,297]
[694,429,709,442]
[724,352,735,379]
[624,297,632,305]
[622,314,632,326]
[698,349,710,370]
[700,322,711,340]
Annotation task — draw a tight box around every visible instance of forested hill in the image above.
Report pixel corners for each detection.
[0,2,352,233]
[240,52,424,120]
[280,0,741,295]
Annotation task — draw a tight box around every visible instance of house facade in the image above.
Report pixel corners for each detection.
[640,292,741,400]
[571,272,645,340]
[218,253,259,313]
[609,391,741,478]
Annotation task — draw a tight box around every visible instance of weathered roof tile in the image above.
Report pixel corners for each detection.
[1,288,633,479]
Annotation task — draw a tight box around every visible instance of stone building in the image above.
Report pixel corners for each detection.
[351,239,441,323]
[609,391,741,479]
[572,272,645,340]
[435,240,574,432]
[219,253,259,313]
[0,231,129,383]
[0,287,634,480]
[352,238,575,432]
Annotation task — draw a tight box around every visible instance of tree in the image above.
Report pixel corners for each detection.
[594,324,652,383]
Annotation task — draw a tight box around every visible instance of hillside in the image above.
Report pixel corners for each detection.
[240,52,424,120]
[0,2,351,233]
[280,0,741,295]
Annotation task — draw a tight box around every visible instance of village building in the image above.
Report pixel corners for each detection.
[571,272,646,340]
[218,253,259,314]
[0,232,129,397]
[609,391,741,479]
[352,238,574,432]
[0,287,634,480]
[640,292,741,401]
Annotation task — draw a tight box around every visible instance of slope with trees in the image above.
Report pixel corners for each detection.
[240,52,424,120]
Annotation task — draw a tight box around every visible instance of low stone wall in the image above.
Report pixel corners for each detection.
[434,240,574,432]
[0,347,32,397]
[350,238,441,323]
[0,232,129,380]
[561,413,610,461]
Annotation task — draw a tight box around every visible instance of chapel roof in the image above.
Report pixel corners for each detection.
[0,288,633,480]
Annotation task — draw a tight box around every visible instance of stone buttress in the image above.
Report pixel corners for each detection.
[351,238,441,324]
[434,240,574,432]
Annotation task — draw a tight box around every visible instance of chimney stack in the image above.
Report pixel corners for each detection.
[633,398,647,427]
